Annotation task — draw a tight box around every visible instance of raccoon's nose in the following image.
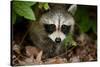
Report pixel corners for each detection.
[55,38,61,43]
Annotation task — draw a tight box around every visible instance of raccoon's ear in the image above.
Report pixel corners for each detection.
[68,4,77,15]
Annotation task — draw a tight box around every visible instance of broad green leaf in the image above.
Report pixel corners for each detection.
[23,2,36,6]
[13,1,36,20]
[79,15,91,33]
[13,0,36,5]
[75,6,91,33]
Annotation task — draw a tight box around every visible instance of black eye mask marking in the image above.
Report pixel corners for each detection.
[61,25,71,34]
[44,24,56,34]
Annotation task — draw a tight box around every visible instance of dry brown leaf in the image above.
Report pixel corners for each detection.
[13,44,20,54]
[25,46,43,64]
[24,55,34,65]
[69,56,80,62]
[36,50,43,61]
[88,55,94,61]
[18,60,26,65]
[77,33,90,46]
[45,57,67,64]
[25,46,41,57]
[34,50,43,64]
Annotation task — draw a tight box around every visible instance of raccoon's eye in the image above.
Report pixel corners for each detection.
[44,24,56,34]
[61,25,71,34]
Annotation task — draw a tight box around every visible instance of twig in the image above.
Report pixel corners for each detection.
[19,30,29,46]
[19,23,32,46]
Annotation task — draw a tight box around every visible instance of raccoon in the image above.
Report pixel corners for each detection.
[29,4,77,58]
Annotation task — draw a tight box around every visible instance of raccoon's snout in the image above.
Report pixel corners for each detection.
[55,37,61,43]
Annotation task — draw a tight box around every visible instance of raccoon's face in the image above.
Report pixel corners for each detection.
[40,5,77,43]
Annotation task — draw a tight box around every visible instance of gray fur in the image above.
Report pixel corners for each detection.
[29,4,77,58]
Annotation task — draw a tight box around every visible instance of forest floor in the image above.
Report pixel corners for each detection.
[11,33,97,66]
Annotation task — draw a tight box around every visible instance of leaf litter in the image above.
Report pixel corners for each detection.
[12,33,97,66]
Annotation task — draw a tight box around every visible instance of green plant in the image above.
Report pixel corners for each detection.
[63,33,77,48]
[75,6,97,34]
[12,2,97,47]
[12,1,49,24]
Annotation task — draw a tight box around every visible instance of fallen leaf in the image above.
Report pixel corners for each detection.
[25,46,41,57]
[45,57,67,64]
[34,50,43,64]
[13,44,20,54]
[70,56,80,62]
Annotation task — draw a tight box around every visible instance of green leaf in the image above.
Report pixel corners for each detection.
[38,3,49,10]
[79,15,91,33]
[13,0,36,6]
[76,7,91,33]
[43,3,49,10]
[13,1,36,20]
[64,33,77,48]
[23,2,36,6]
